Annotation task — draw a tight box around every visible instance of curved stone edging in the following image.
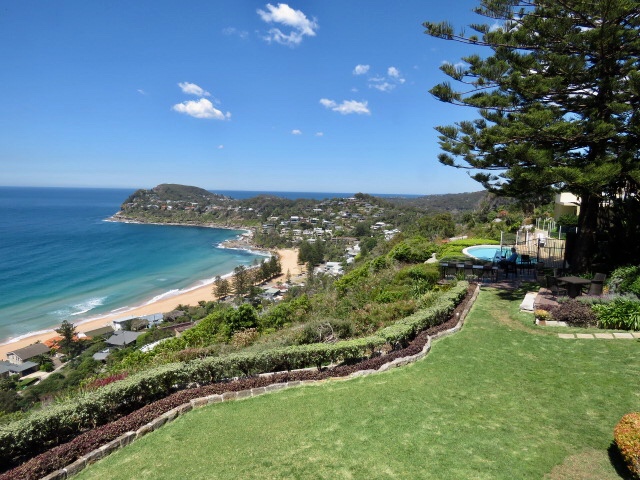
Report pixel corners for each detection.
[42,284,481,480]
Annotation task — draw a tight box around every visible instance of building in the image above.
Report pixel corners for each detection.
[554,192,580,219]
[112,313,163,331]
[79,325,114,339]
[6,343,50,364]
[106,330,144,347]
[0,360,39,378]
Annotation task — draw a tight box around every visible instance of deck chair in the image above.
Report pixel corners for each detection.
[587,281,604,296]
[519,254,533,275]
[587,273,606,296]
[504,261,518,278]
[546,275,568,297]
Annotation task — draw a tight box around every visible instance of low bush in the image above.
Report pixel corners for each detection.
[387,236,438,263]
[592,298,640,331]
[608,265,640,297]
[550,300,597,327]
[614,412,640,478]
[534,309,552,322]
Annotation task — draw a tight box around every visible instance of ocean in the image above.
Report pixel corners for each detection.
[0,187,265,343]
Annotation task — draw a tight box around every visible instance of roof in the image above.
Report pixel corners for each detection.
[83,326,115,338]
[7,343,50,361]
[92,349,112,361]
[106,330,144,346]
[0,360,39,374]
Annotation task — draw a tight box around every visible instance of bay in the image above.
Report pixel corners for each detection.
[0,187,262,342]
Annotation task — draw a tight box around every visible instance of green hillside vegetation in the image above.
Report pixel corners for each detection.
[388,190,512,213]
[75,287,640,480]
[124,183,228,205]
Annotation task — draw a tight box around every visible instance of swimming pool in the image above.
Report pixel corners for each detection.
[463,245,510,262]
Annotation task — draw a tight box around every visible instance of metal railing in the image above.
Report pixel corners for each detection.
[501,230,566,270]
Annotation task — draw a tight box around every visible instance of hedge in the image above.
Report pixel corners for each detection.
[614,412,640,478]
[0,282,468,469]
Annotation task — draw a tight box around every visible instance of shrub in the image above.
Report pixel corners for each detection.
[592,298,640,331]
[534,309,552,322]
[387,236,438,263]
[550,300,597,327]
[609,265,640,297]
[230,328,259,348]
[614,412,640,478]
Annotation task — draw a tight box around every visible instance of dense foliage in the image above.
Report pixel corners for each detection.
[550,300,598,328]
[592,298,640,331]
[608,265,640,297]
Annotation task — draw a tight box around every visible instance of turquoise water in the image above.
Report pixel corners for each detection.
[0,187,265,342]
[464,245,509,261]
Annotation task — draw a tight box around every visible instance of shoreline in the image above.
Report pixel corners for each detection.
[0,247,302,359]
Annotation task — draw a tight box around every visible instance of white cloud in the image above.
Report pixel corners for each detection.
[315,132,324,137]
[178,82,211,97]
[137,89,147,95]
[353,64,370,75]
[222,27,249,39]
[257,3,318,46]
[291,129,302,135]
[361,66,406,92]
[370,81,395,92]
[172,98,231,120]
[218,145,224,149]
[320,98,370,115]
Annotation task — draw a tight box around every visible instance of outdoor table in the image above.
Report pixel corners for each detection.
[557,276,591,298]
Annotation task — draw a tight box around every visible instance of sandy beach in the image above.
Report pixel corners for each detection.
[0,248,302,359]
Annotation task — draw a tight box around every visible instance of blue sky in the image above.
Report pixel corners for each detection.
[1,1,487,195]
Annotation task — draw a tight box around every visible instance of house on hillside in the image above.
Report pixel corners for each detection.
[106,330,143,347]
[6,343,50,364]
[92,348,112,362]
[0,360,39,378]
[554,192,580,219]
[112,313,162,331]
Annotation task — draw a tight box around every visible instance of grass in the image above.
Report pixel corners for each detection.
[76,287,640,479]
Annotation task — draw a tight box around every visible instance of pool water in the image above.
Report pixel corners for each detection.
[463,245,510,262]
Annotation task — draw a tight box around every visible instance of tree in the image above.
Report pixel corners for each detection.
[55,320,78,357]
[269,254,282,278]
[232,265,250,296]
[214,275,230,299]
[424,1,640,270]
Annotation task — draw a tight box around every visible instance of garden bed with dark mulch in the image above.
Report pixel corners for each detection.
[1,284,476,480]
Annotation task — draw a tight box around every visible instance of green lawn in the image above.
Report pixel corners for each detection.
[77,287,640,479]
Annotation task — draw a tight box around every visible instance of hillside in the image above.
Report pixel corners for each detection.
[122,183,229,207]
[388,190,514,213]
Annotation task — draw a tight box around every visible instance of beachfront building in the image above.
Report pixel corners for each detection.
[78,325,114,339]
[0,360,39,377]
[112,313,163,331]
[6,343,50,365]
